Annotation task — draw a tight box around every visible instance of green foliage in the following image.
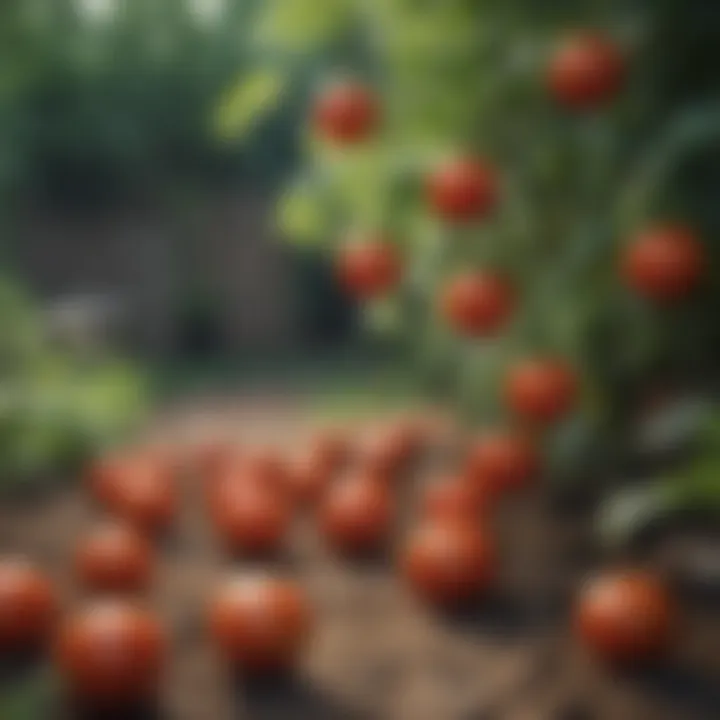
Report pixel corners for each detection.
[220,0,720,528]
[0,278,147,489]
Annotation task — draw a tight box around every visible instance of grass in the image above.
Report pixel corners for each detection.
[147,345,424,419]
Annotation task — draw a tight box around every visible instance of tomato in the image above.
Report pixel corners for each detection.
[427,157,499,222]
[335,238,402,300]
[208,575,312,673]
[464,431,539,496]
[548,32,625,110]
[309,429,351,474]
[192,441,238,482]
[622,224,705,302]
[504,359,578,424]
[313,80,379,144]
[440,272,515,337]
[0,558,57,653]
[361,419,424,479]
[574,570,677,664]
[102,457,177,535]
[400,520,496,606]
[74,523,153,595]
[237,449,289,492]
[285,451,334,506]
[55,601,166,706]
[210,474,291,556]
[418,477,491,523]
[319,473,394,555]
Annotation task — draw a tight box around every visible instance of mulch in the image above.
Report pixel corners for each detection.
[0,400,718,720]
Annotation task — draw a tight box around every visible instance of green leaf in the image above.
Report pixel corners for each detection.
[253,0,350,54]
[276,179,333,247]
[597,484,673,548]
[213,69,287,141]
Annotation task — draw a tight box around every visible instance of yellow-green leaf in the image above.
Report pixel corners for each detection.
[213,70,286,141]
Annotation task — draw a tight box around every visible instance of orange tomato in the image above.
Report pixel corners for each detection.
[335,237,402,300]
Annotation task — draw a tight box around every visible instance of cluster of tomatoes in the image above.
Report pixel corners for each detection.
[320,31,707,354]
[0,412,679,712]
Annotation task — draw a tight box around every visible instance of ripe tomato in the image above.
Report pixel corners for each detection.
[319,473,394,555]
[427,157,499,222]
[548,32,625,110]
[401,520,496,606]
[55,601,166,706]
[360,419,424,480]
[210,474,291,556]
[335,238,402,300]
[313,80,379,144]
[102,458,177,535]
[464,431,539,496]
[622,224,705,302]
[309,429,351,474]
[191,441,238,482]
[504,359,578,424]
[419,477,491,523]
[208,575,312,674]
[237,449,289,492]
[0,558,57,653]
[574,570,677,664]
[440,272,515,337]
[74,523,154,595]
[285,450,334,506]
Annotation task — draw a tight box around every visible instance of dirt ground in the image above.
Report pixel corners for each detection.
[1,397,718,720]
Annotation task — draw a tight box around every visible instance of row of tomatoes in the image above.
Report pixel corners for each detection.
[0,418,678,710]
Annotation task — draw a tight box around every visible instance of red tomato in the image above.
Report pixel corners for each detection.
[427,157,499,222]
[622,224,706,302]
[102,458,177,535]
[208,575,312,674]
[335,238,402,300]
[548,32,626,110]
[319,473,394,555]
[313,80,379,144]
[361,420,424,479]
[210,475,291,556]
[419,477,491,523]
[464,431,539,496]
[309,429,351,474]
[74,523,154,595]
[401,520,496,606]
[440,272,515,337]
[0,558,57,653]
[55,601,166,706]
[285,451,334,506]
[504,359,578,424]
[237,449,289,492]
[575,570,677,664]
[191,441,238,482]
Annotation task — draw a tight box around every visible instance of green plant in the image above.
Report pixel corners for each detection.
[219,2,720,530]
